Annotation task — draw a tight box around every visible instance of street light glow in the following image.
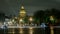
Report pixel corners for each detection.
[29,17,33,22]
[50,16,54,21]
[19,19,23,22]
[29,27,33,34]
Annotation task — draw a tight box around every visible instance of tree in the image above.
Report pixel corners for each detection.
[34,8,60,25]
[34,10,45,24]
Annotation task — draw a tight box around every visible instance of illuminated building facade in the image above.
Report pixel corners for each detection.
[17,5,27,25]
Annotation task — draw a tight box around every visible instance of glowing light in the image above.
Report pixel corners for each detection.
[20,11,26,14]
[12,29,15,34]
[29,27,33,30]
[8,28,15,34]
[29,27,33,34]
[29,17,33,22]
[20,6,26,14]
[19,19,23,22]
[50,16,54,21]
[12,19,14,22]
[19,28,23,34]
[50,26,54,34]
[21,6,24,9]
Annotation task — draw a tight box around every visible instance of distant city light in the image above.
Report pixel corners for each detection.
[21,6,24,9]
[29,27,33,34]
[19,28,23,34]
[8,21,13,25]
[40,23,47,28]
[12,19,15,22]
[29,27,33,30]
[29,17,33,22]
[50,16,54,21]
[19,19,23,22]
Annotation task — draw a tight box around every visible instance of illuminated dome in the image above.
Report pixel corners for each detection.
[18,5,27,24]
[20,10,26,14]
[19,6,26,14]
[21,6,24,9]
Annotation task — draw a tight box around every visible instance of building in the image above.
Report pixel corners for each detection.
[17,5,27,24]
[11,5,34,26]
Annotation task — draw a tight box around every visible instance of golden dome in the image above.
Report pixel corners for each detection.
[21,6,24,9]
[20,6,26,14]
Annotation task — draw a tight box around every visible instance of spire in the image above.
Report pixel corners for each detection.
[21,5,24,9]
[21,0,25,9]
[20,5,26,14]
[19,0,26,17]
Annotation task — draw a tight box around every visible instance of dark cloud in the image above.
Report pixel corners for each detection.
[0,0,60,16]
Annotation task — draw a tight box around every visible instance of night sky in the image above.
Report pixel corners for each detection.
[0,0,60,16]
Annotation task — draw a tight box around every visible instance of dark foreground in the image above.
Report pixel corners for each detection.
[0,28,60,34]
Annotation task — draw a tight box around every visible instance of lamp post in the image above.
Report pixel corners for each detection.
[29,17,33,26]
[50,24,54,34]
[19,19,24,26]
[50,16,55,24]
[50,16,54,20]
[50,16,54,34]
[29,17,33,22]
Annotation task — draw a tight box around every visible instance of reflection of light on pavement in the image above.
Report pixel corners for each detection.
[29,27,33,29]
[8,28,15,34]
[50,26,54,34]
[29,27,33,34]
[12,29,15,34]
[19,28,23,34]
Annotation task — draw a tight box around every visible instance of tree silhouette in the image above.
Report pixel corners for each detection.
[34,10,45,24]
[34,8,60,25]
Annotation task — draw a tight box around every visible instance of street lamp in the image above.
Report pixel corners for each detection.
[29,17,33,22]
[50,16,55,24]
[19,19,23,22]
[29,17,33,26]
[50,16,54,21]
[19,19,24,26]
[50,16,54,34]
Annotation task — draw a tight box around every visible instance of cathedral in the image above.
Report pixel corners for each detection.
[12,5,34,26]
[17,5,27,24]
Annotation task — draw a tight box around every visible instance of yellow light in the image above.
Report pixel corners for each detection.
[19,19,23,22]
[20,10,26,14]
[12,19,14,22]
[29,27,33,34]
[12,29,15,34]
[19,28,23,34]
[20,6,26,14]
[21,6,24,9]
[19,5,26,17]
[50,16,54,21]
[29,27,33,30]
[29,17,33,22]
[50,26,54,34]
